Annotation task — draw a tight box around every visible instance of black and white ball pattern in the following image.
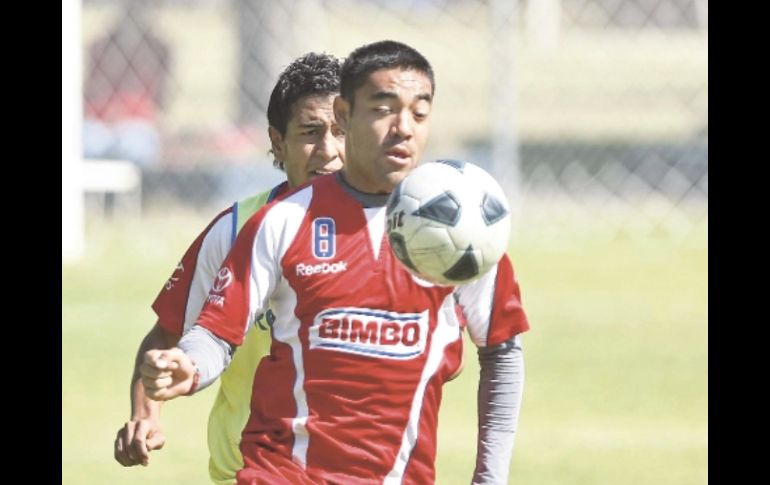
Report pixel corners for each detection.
[386,160,511,285]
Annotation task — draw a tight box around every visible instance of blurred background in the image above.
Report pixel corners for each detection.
[62,0,707,483]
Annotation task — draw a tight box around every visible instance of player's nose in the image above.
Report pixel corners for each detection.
[315,129,343,163]
[392,111,414,140]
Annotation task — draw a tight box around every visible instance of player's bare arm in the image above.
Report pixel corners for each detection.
[114,322,179,467]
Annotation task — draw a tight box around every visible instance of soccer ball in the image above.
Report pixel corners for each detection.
[386,160,511,285]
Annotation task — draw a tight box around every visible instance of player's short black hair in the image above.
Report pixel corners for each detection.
[267,52,342,169]
[340,40,435,110]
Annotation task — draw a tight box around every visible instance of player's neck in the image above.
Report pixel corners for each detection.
[336,172,390,208]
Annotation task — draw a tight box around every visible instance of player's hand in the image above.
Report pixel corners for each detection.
[140,348,196,401]
[114,418,166,467]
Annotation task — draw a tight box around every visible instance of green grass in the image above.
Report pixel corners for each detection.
[439,226,707,485]
[63,210,707,484]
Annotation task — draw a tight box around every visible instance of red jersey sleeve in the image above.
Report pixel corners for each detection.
[151,208,233,336]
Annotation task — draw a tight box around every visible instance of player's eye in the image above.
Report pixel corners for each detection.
[413,101,431,120]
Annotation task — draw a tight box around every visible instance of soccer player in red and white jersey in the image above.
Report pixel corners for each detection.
[141,41,528,484]
[114,53,345,483]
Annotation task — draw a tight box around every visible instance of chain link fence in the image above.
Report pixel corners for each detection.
[80,0,707,241]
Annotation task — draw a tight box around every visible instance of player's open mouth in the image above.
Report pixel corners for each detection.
[310,169,333,176]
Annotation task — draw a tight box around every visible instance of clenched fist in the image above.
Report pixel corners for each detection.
[140,348,197,401]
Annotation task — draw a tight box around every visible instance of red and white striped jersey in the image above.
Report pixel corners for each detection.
[152,207,233,337]
[196,174,529,484]
[151,183,289,337]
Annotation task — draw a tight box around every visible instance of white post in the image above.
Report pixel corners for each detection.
[62,0,85,263]
[489,0,522,234]
[526,0,562,51]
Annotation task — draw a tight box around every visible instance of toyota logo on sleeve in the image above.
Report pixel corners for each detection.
[212,268,233,293]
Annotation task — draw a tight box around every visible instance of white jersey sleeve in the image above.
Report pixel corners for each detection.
[454,253,529,347]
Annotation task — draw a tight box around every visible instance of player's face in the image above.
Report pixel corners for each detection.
[270,94,345,188]
[335,68,432,194]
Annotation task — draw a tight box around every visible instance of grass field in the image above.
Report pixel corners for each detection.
[62,208,707,484]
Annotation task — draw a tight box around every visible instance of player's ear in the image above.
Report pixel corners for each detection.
[268,126,286,162]
[333,95,350,132]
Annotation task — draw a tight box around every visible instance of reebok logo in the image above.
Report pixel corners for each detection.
[296,260,348,276]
